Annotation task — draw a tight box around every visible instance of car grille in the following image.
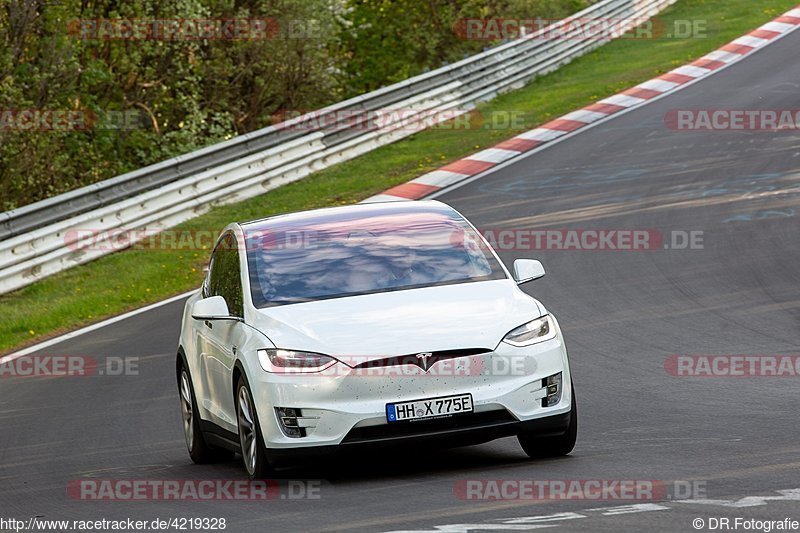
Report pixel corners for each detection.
[351,348,491,371]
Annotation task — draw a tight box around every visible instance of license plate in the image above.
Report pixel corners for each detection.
[386,393,473,422]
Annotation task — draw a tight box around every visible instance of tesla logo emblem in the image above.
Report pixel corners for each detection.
[416,352,433,371]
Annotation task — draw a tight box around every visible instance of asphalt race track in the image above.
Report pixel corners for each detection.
[2,28,800,533]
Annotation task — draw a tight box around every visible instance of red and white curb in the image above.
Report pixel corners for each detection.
[363,6,800,203]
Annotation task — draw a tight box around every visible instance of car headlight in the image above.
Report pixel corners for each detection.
[503,315,557,346]
[257,349,336,373]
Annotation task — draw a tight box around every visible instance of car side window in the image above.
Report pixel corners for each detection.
[202,255,214,298]
[207,232,244,318]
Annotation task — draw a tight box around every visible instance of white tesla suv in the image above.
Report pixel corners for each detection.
[176,200,576,478]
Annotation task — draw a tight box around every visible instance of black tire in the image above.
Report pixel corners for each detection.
[235,376,273,479]
[518,384,578,459]
[177,359,233,464]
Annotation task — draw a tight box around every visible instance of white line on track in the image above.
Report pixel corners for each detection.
[1,290,196,362]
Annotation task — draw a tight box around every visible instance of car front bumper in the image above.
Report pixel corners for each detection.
[267,409,571,464]
[248,325,573,451]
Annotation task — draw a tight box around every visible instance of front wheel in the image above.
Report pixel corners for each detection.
[518,384,577,458]
[236,377,273,479]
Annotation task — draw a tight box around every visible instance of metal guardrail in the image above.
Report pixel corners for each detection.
[0,0,676,294]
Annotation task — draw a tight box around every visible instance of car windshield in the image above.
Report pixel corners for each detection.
[244,203,506,307]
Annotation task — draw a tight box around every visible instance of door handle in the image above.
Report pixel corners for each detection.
[204,320,213,329]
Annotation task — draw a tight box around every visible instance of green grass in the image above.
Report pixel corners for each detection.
[1,0,795,353]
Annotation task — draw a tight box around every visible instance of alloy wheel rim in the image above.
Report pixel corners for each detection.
[180,371,194,451]
[237,386,257,475]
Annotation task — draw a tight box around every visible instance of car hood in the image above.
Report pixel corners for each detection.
[248,279,543,359]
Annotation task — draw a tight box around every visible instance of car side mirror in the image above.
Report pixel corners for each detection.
[192,295,235,320]
[513,259,545,285]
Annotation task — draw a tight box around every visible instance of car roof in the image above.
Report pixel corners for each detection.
[238,200,459,232]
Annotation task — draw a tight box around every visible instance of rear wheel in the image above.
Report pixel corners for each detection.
[178,364,232,463]
[236,377,273,479]
[518,385,577,458]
